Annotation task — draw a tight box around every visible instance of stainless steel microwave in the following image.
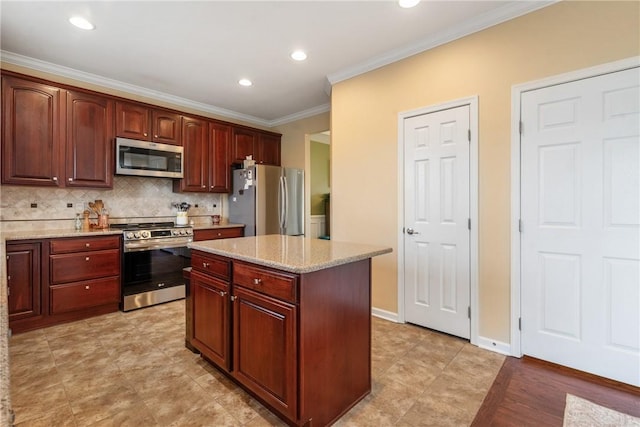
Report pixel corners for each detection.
[116,137,183,179]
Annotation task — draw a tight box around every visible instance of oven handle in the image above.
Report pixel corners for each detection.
[123,239,192,253]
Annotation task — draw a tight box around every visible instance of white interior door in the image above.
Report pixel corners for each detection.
[520,67,640,386]
[404,105,470,339]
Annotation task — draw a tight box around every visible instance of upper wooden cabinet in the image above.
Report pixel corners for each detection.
[2,76,64,187]
[66,90,114,188]
[174,119,231,193]
[116,101,182,145]
[1,75,113,188]
[231,128,281,166]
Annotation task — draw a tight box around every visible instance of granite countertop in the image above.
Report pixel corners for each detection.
[189,234,392,274]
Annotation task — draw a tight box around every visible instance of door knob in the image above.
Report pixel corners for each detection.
[406,228,419,235]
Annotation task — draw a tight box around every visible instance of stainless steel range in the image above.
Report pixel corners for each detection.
[112,221,193,311]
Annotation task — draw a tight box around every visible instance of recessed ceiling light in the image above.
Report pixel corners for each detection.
[238,78,252,87]
[69,16,95,30]
[398,0,420,8]
[290,50,307,61]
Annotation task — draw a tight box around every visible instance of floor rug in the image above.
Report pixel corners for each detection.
[563,394,640,427]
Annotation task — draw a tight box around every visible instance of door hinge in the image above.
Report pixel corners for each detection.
[518,219,523,233]
[467,129,471,142]
[468,306,471,319]
[468,218,471,230]
[519,121,524,135]
[518,317,522,331]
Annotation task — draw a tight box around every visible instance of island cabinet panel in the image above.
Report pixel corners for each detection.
[191,270,230,370]
[66,90,114,188]
[1,76,64,187]
[6,242,41,323]
[232,285,298,420]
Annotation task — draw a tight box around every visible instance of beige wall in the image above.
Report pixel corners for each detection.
[331,1,640,342]
[273,112,330,169]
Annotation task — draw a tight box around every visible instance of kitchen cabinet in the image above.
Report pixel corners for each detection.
[232,262,297,419]
[1,75,114,188]
[193,226,244,241]
[66,90,114,188]
[48,235,121,315]
[116,101,182,145]
[6,241,42,323]
[1,76,64,187]
[231,128,282,166]
[174,118,231,193]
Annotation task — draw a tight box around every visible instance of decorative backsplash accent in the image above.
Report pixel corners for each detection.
[0,176,227,229]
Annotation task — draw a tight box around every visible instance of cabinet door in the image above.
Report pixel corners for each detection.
[210,123,231,192]
[2,76,64,186]
[231,128,257,163]
[192,270,230,370]
[66,91,114,188]
[258,133,281,166]
[233,286,297,419]
[6,242,41,322]
[152,110,182,145]
[178,116,209,192]
[115,102,151,140]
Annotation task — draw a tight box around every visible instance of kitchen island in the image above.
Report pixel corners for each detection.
[188,235,391,427]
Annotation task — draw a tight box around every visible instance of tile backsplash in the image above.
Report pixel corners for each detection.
[0,176,227,230]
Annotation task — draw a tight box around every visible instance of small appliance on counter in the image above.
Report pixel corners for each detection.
[110,221,193,311]
[229,164,304,236]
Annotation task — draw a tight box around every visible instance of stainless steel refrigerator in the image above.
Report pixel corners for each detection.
[228,165,304,236]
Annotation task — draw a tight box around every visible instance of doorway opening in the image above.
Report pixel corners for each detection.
[309,131,331,239]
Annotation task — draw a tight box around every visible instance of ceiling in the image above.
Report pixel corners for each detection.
[0,1,551,127]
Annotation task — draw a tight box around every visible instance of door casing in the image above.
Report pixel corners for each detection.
[510,56,640,357]
[397,96,479,347]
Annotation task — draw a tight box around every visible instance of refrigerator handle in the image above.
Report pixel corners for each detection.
[283,175,289,230]
[279,176,286,229]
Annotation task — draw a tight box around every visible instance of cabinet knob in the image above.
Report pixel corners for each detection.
[52,176,58,181]
[7,276,10,281]
[202,262,210,268]
[68,178,73,182]
[217,233,222,237]
[201,185,206,188]
[230,295,237,302]
[210,186,214,189]
[85,285,90,290]
[85,257,90,261]
[144,133,148,137]
[154,135,158,138]
[253,278,262,285]
[85,243,90,247]
[219,290,227,297]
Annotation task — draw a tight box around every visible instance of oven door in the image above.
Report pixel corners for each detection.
[122,246,191,298]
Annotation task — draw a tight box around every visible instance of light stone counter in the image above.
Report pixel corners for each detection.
[191,222,245,231]
[189,234,392,274]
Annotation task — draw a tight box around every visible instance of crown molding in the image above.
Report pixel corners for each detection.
[327,1,556,85]
[268,103,331,127]
[0,50,276,128]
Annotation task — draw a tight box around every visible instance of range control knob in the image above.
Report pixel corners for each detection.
[141,230,150,238]
[172,229,180,235]
[133,232,141,239]
[180,229,186,235]
[186,229,193,235]
[125,232,134,240]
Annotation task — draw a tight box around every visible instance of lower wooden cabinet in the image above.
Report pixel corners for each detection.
[6,241,41,323]
[193,226,244,242]
[6,234,122,333]
[232,285,297,419]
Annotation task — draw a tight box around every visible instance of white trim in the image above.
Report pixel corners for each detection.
[510,56,640,358]
[0,50,329,128]
[477,336,512,356]
[327,1,555,86]
[372,307,399,323]
[397,96,479,346]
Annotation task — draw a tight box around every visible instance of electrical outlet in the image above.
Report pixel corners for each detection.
[30,203,37,208]
[67,203,73,208]
[194,204,199,208]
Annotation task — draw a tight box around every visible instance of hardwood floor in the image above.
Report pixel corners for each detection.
[472,355,640,426]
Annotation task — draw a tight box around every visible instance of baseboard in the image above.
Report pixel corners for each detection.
[477,336,512,356]
[371,307,399,323]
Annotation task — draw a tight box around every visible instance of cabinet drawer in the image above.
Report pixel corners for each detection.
[191,251,231,281]
[194,227,244,241]
[50,277,120,314]
[50,249,120,284]
[233,262,297,303]
[50,235,120,254]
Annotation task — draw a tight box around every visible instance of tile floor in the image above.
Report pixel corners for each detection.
[9,301,505,426]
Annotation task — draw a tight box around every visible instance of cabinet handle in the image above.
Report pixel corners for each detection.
[202,262,210,268]
[85,285,90,290]
[52,176,58,181]
[253,278,262,285]
[7,276,10,281]
[85,257,90,261]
